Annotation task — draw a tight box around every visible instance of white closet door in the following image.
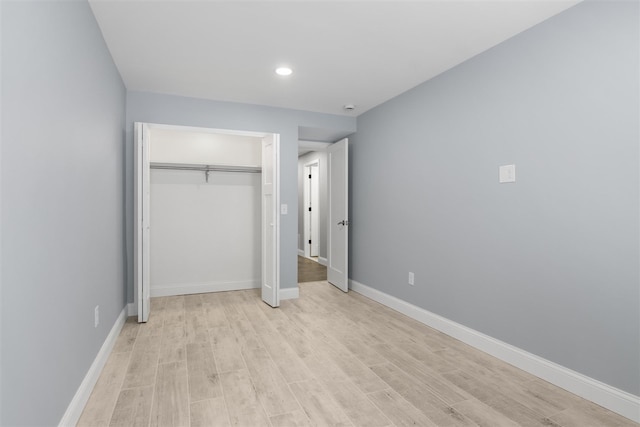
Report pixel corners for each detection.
[134,122,151,322]
[261,134,280,307]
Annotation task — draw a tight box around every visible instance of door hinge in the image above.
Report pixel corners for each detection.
[308,174,312,179]
[308,239,312,244]
[308,207,312,212]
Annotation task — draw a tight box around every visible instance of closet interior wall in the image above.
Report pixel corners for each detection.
[148,128,263,297]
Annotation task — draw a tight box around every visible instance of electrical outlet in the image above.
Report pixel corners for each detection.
[94,305,99,328]
[408,272,415,286]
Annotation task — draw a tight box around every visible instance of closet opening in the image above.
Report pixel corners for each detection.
[134,123,280,322]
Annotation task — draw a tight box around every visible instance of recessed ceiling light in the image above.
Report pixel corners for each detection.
[275,67,293,76]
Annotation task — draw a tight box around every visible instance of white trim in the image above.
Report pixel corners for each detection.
[280,286,299,300]
[298,249,305,257]
[349,279,640,423]
[127,303,137,316]
[58,307,127,427]
[318,257,328,266]
[147,122,270,139]
[151,280,260,297]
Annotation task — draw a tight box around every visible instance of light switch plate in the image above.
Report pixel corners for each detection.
[280,204,288,215]
[499,164,516,183]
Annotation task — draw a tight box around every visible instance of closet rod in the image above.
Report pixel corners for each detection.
[150,162,262,174]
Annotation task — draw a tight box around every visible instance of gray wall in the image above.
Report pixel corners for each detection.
[126,92,355,300]
[298,151,328,259]
[350,0,639,395]
[1,1,126,425]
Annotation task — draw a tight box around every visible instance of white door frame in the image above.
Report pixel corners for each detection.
[134,123,151,322]
[134,122,281,320]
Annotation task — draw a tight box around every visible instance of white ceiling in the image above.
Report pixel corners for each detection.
[89,0,580,117]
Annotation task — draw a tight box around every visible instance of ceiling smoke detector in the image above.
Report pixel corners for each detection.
[343,104,356,111]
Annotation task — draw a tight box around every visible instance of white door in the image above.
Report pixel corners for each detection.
[262,134,280,307]
[327,138,349,292]
[303,162,320,258]
[134,122,151,322]
[310,164,320,257]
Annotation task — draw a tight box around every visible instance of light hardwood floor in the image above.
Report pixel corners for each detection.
[78,282,637,427]
[298,256,327,283]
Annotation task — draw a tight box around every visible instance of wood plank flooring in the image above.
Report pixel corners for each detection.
[78,282,638,427]
[298,256,327,283]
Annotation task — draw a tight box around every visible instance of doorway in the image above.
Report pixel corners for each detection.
[297,147,328,282]
[297,138,349,291]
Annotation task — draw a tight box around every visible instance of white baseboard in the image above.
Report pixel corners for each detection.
[127,303,137,317]
[150,280,259,297]
[59,307,127,427]
[298,249,305,257]
[349,279,640,423]
[280,286,299,301]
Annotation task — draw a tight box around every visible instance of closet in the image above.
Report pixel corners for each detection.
[134,123,280,322]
